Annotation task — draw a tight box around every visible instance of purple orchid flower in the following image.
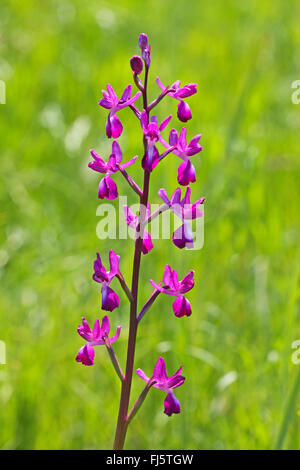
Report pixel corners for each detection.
[159,127,202,186]
[123,205,153,254]
[140,110,172,171]
[89,141,138,200]
[136,357,185,416]
[76,315,121,366]
[98,84,142,139]
[156,77,197,122]
[93,250,120,311]
[150,264,194,317]
[158,187,204,249]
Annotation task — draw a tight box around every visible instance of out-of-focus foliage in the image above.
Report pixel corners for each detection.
[0,0,300,450]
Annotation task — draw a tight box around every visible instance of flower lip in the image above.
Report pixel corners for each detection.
[76,315,122,366]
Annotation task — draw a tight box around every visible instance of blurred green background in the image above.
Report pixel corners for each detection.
[1,0,300,450]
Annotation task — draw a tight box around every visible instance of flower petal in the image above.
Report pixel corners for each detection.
[159,114,172,132]
[158,188,170,206]
[92,319,101,340]
[77,317,93,342]
[110,114,123,139]
[153,357,168,382]
[109,250,120,277]
[88,150,108,173]
[93,252,109,283]
[121,84,132,101]
[155,76,166,91]
[142,145,159,172]
[98,98,112,109]
[100,315,110,337]
[123,205,138,228]
[167,372,185,389]
[98,176,118,200]
[119,155,138,170]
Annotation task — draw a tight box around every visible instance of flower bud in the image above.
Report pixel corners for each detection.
[130,55,143,75]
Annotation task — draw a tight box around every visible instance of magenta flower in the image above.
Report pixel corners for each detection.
[140,110,172,171]
[137,357,185,416]
[160,127,202,186]
[150,264,194,317]
[158,187,204,249]
[156,77,197,123]
[89,141,138,200]
[76,315,121,366]
[93,250,120,311]
[123,205,153,254]
[98,84,141,139]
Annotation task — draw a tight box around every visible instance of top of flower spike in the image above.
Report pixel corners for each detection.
[93,250,120,284]
[139,33,151,67]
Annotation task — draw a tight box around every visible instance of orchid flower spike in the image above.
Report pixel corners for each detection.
[156,77,197,122]
[92,250,120,311]
[140,110,172,171]
[76,315,121,366]
[89,141,138,200]
[150,264,194,317]
[159,127,202,186]
[158,187,205,249]
[123,204,153,254]
[137,357,185,416]
[98,84,142,139]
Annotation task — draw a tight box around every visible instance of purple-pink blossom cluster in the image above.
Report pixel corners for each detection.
[76,33,205,444]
